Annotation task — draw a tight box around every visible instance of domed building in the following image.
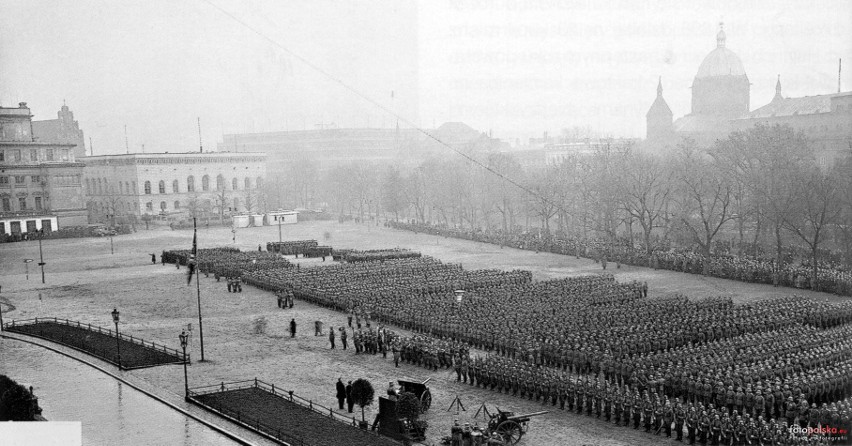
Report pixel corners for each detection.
[645,25,751,147]
[691,27,750,117]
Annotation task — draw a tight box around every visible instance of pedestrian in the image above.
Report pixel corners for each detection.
[329,327,336,349]
[346,381,354,413]
[289,318,296,338]
[151,253,156,264]
[315,320,322,336]
[336,378,346,410]
[258,245,262,252]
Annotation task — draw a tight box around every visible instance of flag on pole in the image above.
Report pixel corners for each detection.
[187,220,197,285]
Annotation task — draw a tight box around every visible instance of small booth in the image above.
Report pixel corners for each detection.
[232,214,250,228]
[266,210,298,226]
[250,213,264,227]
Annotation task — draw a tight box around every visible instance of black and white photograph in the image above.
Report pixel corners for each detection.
[1,1,851,445]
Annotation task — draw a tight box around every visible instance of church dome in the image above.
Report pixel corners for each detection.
[695,28,746,78]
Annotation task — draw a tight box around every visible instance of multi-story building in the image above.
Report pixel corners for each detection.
[644,26,852,166]
[0,102,87,235]
[82,152,267,223]
[31,103,87,159]
[217,122,499,173]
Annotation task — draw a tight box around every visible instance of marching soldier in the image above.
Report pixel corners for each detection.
[663,399,674,438]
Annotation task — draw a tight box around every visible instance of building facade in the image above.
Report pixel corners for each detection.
[31,103,87,159]
[82,152,267,223]
[0,102,87,235]
[644,26,852,165]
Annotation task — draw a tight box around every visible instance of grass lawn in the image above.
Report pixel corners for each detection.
[6,320,183,369]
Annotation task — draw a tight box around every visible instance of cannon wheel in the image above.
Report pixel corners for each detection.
[420,389,432,412]
[496,420,522,444]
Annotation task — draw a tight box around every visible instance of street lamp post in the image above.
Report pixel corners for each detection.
[106,214,114,255]
[179,330,189,398]
[0,301,5,332]
[111,308,122,369]
[37,231,46,284]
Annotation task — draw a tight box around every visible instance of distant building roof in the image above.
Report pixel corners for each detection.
[695,27,747,78]
[743,92,852,119]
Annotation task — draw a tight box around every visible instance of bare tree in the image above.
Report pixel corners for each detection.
[616,152,673,262]
[212,188,230,224]
[783,166,844,290]
[674,141,736,274]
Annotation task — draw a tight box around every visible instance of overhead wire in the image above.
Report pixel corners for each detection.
[199,0,566,211]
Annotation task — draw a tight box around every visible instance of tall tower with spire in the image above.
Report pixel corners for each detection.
[646,76,674,142]
[772,75,783,102]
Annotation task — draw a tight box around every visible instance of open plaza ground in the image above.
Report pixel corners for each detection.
[0,221,844,446]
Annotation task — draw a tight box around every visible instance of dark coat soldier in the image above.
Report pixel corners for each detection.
[336,378,346,410]
[686,406,698,444]
[289,318,296,337]
[663,400,674,438]
[674,401,686,441]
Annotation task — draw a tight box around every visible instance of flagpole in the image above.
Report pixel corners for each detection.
[194,217,205,361]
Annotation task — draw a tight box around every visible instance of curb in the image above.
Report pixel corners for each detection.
[0,332,257,446]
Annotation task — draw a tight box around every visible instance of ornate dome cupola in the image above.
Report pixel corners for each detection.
[691,23,750,117]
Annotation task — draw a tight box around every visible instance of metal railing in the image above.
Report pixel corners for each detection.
[187,378,403,446]
[4,317,188,369]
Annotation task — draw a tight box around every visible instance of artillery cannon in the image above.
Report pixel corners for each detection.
[486,408,547,444]
[397,377,432,412]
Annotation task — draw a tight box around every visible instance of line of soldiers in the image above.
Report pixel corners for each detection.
[387,221,852,297]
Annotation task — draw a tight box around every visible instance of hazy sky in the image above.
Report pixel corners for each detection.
[1,0,850,153]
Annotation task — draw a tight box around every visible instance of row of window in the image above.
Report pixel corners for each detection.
[142,175,262,195]
[85,175,263,196]
[0,175,42,186]
[0,148,70,163]
[0,220,53,235]
[1,196,44,212]
[88,197,243,215]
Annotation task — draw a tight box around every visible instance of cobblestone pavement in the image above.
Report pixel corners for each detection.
[0,221,841,445]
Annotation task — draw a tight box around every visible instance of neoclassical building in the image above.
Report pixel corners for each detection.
[1,102,87,235]
[645,25,852,166]
[83,152,267,223]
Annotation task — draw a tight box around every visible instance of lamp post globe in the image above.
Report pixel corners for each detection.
[111,308,122,369]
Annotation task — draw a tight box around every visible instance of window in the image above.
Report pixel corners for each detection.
[216,174,224,191]
[85,178,91,194]
[46,149,54,161]
[19,197,27,210]
[232,178,238,190]
[233,197,239,211]
[1,197,10,211]
[119,182,124,194]
[13,150,21,162]
[0,151,4,162]
[244,177,251,189]
[30,150,38,162]
[15,175,26,184]
[132,181,137,194]
[146,202,153,211]
[158,180,166,194]
[125,182,130,195]
[144,181,152,194]
[160,201,167,211]
[97,179,102,194]
[61,150,69,161]
[174,201,181,209]
[202,175,210,191]
[256,177,263,189]
[0,177,8,185]
[34,196,42,210]
[187,176,195,192]
[31,175,41,183]
[172,180,179,193]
